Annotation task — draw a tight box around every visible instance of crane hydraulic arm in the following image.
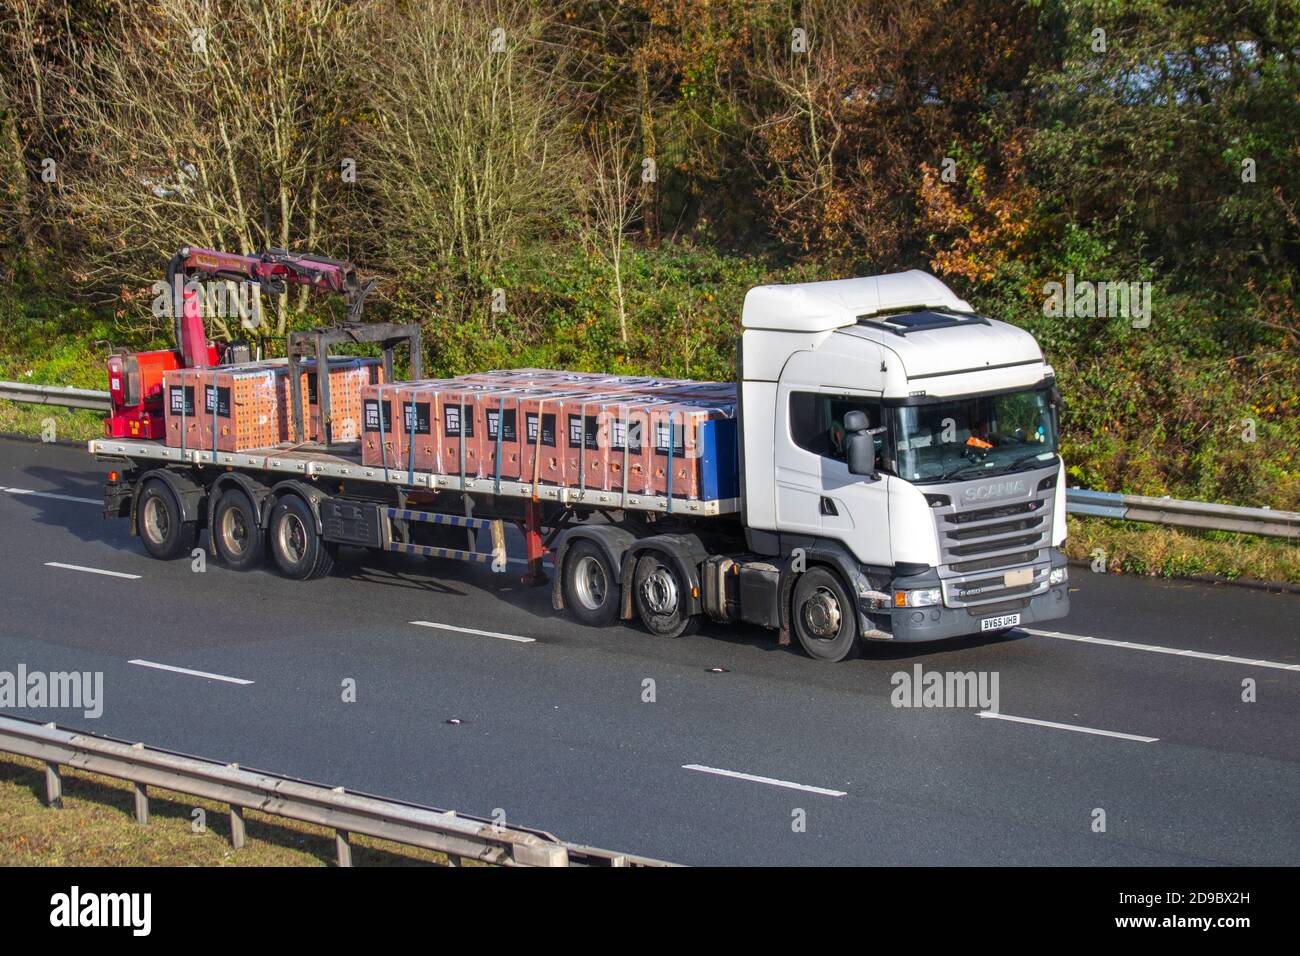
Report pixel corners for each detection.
[165,246,377,368]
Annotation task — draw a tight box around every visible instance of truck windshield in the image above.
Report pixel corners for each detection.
[890,389,1057,483]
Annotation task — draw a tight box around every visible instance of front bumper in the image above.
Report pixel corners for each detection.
[859,551,1070,643]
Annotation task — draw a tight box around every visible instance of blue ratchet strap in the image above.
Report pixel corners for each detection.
[406,396,416,487]
[666,410,675,513]
[494,397,504,493]
[377,385,390,479]
[578,401,587,493]
[179,376,187,459]
[459,399,466,486]
[210,375,218,461]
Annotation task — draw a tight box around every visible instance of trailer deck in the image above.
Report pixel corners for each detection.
[88,438,742,516]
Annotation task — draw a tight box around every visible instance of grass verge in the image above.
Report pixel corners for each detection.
[1064,515,1300,586]
[0,753,467,866]
[0,402,104,443]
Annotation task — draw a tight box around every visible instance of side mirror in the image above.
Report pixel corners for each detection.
[843,411,878,479]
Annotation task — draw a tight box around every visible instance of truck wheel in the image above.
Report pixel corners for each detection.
[136,479,197,560]
[562,540,618,626]
[792,567,859,662]
[633,552,699,639]
[212,488,264,571]
[268,495,335,580]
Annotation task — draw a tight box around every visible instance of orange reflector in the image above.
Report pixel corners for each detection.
[107,470,119,482]
[894,591,907,607]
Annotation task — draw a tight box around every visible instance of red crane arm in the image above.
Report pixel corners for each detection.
[165,246,376,367]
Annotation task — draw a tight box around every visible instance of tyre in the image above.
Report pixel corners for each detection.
[632,552,699,639]
[211,488,264,571]
[268,495,335,580]
[791,566,859,662]
[136,478,198,560]
[562,540,619,626]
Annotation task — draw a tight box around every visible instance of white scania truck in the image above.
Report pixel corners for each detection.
[93,268,1069,662]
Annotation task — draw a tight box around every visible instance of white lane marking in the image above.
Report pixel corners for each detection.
[44,561,140,580]
[128,660,254,685]
[3,486,100,505]
[410,621,535,644]
[978,711,1158,743]
[1024,627,1300,673]
[682,764,847,797]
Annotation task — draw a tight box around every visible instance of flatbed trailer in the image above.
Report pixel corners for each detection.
[90,433,756,642]
[91,267,1074,659]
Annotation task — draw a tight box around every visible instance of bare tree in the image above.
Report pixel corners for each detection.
[59,0,363,340]
[0,0,57,254]
[582,123,642,344]
[352,0,575,323]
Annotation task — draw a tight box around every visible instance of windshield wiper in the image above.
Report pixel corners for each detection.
[936,452,1055,482]
[1003,452,1057,473]
[937,461,995,481]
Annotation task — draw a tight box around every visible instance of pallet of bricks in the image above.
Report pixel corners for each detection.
[359,369,739,502]
[164,356,383,452]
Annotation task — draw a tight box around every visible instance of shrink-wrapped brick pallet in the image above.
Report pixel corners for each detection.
[163,361,291,453]
[165,356,384,453]
[360,372,740,501]
[298,356,384,443]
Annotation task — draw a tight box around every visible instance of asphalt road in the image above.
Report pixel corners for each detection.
[1,435,1297,865]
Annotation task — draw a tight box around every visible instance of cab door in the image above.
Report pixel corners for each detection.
[784,386,893,567]
[773,380,827,538]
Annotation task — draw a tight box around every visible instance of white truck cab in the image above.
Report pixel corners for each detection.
[738,270,1070,644]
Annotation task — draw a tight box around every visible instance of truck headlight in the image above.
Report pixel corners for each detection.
[894,588,941,608]
[1049,567,1068,586]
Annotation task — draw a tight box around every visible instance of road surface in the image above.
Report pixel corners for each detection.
[0,435,1296,865]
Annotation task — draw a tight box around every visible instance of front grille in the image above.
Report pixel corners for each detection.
[965,598,1031,616]
[949,550,1041,574]
[932,483,1056,607]
[946,500,1039,524]
[947,533,1042,558]
[946,516,1044,540]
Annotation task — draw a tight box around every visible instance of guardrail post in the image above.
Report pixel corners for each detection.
[44,762,62,808]
[132,783,149,825]
[229,805,247,849]
[336,829,353,867]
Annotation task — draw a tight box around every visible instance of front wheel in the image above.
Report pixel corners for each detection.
[632,552,698,639]
[268,495,335,580]
[791,567,859,662]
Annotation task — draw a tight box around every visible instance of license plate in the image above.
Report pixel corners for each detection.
[981,613,1020,632]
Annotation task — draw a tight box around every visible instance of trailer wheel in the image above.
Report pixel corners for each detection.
[632,552,698,639]
[268,495,335,580]
[136,479,197,560]
[562,540,619,626]
[212,488,264,571]
[791,567,859,662]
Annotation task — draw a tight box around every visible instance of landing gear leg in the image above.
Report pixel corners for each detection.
[521,500,548,587]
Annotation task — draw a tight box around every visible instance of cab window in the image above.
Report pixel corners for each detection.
[790,392,887,470]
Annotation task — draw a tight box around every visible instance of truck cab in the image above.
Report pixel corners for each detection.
[739,270,1070,646]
